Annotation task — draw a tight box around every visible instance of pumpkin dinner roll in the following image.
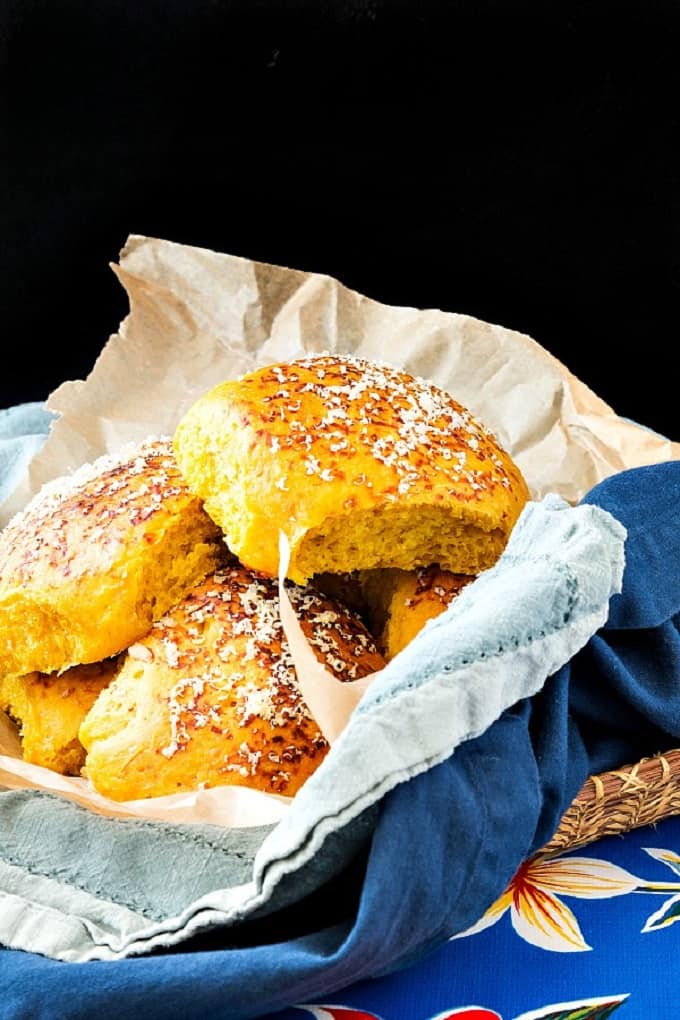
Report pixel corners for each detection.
[79,564,385,801]
[173,353,531,584]
[360,566,474,662]
[0,657,122,775]
[0,437,225,678]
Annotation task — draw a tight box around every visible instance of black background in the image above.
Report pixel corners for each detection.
[3,1,679,440]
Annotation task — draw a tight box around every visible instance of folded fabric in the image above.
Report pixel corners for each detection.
[0,404,677,1020]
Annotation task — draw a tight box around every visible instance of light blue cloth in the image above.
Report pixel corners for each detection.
[0,403,54,505]
[0,404,626,973]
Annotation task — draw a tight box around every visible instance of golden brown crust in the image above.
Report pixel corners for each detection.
[0,437,226,677]
[79,565,385,801]
[173,354,530,583]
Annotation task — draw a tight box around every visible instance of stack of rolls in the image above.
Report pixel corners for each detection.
[0,353,531,800]
[0,436,226,776]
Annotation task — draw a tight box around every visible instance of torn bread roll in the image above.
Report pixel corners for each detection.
[79,564,385,801]
[173,353,531,584]
[0,437,225,678]
[0,657,122,775]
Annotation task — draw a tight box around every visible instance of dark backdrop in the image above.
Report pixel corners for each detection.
[3,1,679,440]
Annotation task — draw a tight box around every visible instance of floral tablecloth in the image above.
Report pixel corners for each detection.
[259,812,680,1020]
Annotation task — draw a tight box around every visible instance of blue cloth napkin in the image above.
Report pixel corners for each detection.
[0,403,678,1020]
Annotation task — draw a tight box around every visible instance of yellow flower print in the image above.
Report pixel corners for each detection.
[453,854,645,952]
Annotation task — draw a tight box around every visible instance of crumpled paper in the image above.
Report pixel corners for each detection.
[2,234,677,527]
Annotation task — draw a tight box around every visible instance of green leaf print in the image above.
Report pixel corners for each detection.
[514,992,629,1020]
[642,891,680,932]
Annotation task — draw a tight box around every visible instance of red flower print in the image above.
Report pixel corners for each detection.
[429,1009,502,1020]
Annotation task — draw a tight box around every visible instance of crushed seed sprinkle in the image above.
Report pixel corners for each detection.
[146,566,380,789]
[0,436,191,583]
[241,354,513,497]
[404,565,475,607]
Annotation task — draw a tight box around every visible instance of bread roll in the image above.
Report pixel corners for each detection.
[311,570,369,618]
[0,658,122,775]
[0,437,226,678]
[173,354,530,584]
[361,566,474,661]
[79,564,385,801]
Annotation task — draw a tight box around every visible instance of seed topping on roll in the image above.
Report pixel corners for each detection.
[1,437,182,581]
[79,564,385,801]
[243,354,512,498]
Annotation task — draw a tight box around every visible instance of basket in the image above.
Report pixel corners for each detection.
[541,747,680,856]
